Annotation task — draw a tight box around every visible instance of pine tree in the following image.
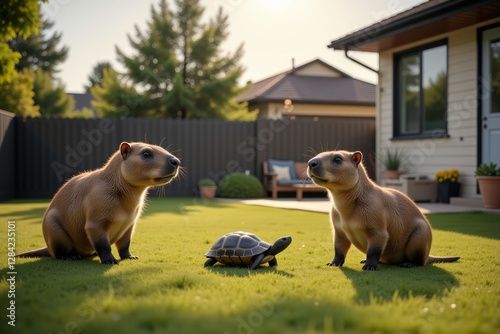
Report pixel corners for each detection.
[8,15,68,76]
[32,69,74,116]
[84,61,112,93]
[94,0,247,119]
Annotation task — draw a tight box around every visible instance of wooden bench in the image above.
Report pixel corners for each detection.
[262,160,324,200]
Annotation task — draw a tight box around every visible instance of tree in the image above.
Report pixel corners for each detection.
[0,70,40,116]
[93,0,247,119]
[0,0,46,83]
[84,61,112,93]
[91,67,145,118]
[32,69,74,116]
[8,15,69,76]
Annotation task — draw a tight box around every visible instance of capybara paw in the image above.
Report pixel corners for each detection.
[101,257,119,265]
[121,255,138,260]
[326,260,343,267]
[362,264,379,271]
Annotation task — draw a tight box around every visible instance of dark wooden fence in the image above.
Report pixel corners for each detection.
[0,112,375,200]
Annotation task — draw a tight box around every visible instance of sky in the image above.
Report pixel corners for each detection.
[41,0,426,93]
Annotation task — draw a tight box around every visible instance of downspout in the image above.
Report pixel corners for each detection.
[338,47,380,182]
[343,48,378,74]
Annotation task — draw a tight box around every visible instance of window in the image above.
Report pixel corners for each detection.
[394,41,448,138]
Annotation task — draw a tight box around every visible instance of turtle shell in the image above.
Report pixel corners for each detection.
[205,231,272,266]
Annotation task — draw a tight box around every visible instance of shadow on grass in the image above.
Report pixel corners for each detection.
[205,265,294,277]
[0,200,48,223]
[340,264,459,304]
[427,212,500,240]
[141,197,236,217]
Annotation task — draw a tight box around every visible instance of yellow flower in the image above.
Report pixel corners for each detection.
[434,169,460,183]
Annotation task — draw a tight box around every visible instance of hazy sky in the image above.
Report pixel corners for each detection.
[41,0,426,93]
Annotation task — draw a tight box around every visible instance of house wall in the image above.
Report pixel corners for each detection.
[377,17,500,198]
[260,102,375,119]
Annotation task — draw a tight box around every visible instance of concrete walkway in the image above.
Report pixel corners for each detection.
[216,198,500,214]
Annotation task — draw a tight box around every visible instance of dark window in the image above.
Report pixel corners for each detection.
[394,41,448,138]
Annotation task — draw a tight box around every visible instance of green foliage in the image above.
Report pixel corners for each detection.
[0,70,40,116]
[91,67,144,118]
[380,147,407,171]
[8,15,69,76]
[93,0,247,119]
[84,61,112,93]
[0,0,45,83]
[1,199,499,333]
[217,173,264,198]
[198,178,216,186]
[32,69,74,116]
[475,162,500,176]
[64,107,96,119]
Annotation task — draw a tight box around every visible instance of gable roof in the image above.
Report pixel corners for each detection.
[237,59,376,106]
[328,0,500,52]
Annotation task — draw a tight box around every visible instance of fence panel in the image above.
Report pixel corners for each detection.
[5,116,375,199]
[0,110,15,200]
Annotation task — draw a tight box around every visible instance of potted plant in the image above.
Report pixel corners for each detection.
[434,168,460,203]
[475,163,500,209]
[380,148,407,180]
[198,178,217,199]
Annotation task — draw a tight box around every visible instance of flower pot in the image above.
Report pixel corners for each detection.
[437,182,460,204]
[199,185,217,199]
[381,170,401,180]
[477,176,500,209]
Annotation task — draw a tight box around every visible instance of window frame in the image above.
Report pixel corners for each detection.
[393,39,449,140]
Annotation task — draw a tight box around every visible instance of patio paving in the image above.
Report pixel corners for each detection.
[216,198,500,215]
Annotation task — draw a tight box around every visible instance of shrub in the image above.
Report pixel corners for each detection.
[217,173,264,198]
[198,178,216,186]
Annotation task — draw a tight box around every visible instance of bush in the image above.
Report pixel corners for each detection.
[217,173,264,198]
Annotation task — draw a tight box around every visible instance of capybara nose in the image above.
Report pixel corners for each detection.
[168,157,180,168]
[308,158,321,170]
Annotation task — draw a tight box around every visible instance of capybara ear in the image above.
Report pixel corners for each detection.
[352,151,363,166]
[120,142,132,159]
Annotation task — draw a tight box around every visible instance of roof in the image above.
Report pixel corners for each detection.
[328,0,500,52]
[67,93,94,111]
[237,59,376,106]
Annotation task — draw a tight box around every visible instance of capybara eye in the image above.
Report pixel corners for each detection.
[333,156,343,164]
[142,150,152,159]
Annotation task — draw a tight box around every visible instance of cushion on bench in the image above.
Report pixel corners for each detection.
[268,159,297,180]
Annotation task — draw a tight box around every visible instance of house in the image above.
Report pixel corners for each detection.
[236,59,376,120]
[328,0,500,204]
[67,92,97,115]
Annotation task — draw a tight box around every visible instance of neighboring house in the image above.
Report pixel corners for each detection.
[236,59,376,120]
[328,0,500,203]
[67,92,96,114]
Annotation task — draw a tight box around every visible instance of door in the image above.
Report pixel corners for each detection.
[481,25,500,165]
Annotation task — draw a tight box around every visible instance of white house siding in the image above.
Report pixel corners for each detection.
[377,17,500,198]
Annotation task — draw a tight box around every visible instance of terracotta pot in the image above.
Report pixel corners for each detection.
[381,170,401,180]
[477,176,500,209]
[199,185,217,199]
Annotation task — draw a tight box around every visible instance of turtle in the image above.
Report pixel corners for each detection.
[204,231,292,270]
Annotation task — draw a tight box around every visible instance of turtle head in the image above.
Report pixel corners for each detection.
[268,236,292,256]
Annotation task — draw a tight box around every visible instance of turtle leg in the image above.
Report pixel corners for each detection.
[268,257,278,267]
[251,254,265,270]
[204,258,218,267]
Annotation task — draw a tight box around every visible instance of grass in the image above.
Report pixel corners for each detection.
[0,198,499,334]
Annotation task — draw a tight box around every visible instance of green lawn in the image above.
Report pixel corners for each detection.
[0,198,499,334]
